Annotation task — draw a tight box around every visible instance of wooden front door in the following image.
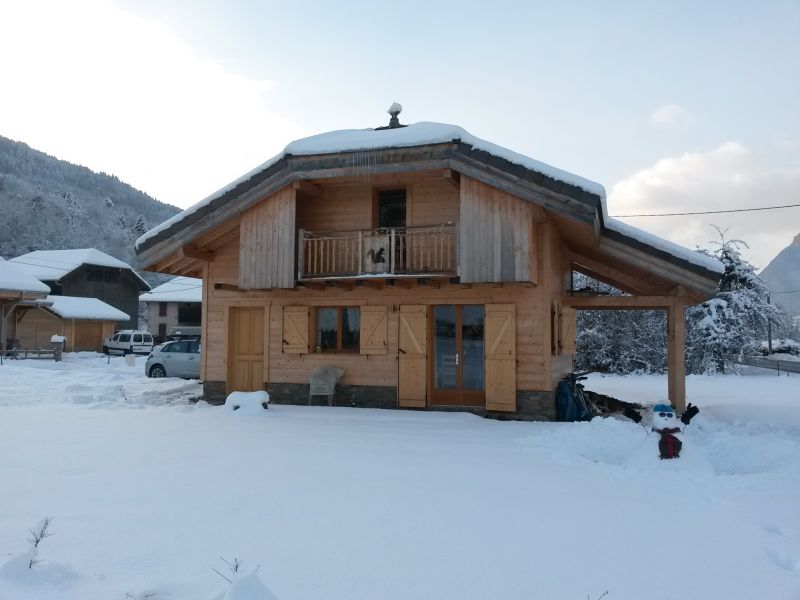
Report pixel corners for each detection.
[430,305,485,407]
[227,306,266,394]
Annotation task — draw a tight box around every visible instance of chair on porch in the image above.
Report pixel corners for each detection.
[309,366,345,406]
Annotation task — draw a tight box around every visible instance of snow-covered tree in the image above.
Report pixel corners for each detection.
[686,228,784,373]
[134,215,148,236]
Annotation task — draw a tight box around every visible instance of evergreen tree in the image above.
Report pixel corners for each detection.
[686,227,784,373]
[134,215,148,236]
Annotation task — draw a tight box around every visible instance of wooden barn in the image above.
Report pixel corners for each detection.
[135,116,722,417]
[10,295,129,352]
[9,248,150,330]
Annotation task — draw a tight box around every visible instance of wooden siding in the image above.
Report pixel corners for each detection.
[13,309,115,352]
[239,186,296,289]
[485,304,516,412]
[203,228,552,393]
[61,266,142,329]
[459,176,535,283]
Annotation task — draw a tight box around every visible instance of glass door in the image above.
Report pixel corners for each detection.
[431,305,485,406]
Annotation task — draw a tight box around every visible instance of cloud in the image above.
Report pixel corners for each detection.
[0,0,305,208]
[608,143,800,269]
[650,104,694,130]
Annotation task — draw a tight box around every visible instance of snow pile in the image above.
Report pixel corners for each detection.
[225,390,271,414]
[224,571,279,600]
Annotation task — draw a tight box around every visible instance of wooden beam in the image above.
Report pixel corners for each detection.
[389,278,412,289]
[443,168,460,190]
[179,246,214,262]
[667,301,687,412]
[298,281,326,291]
[562,295,676,309]
[331,281,354,291]
[418,278,441,289]
[292,180,322,197]
[356,280,384,290]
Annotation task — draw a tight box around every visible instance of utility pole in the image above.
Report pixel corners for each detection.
[767,292,773,354]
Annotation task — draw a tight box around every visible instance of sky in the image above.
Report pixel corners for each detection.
[0,0,798,268]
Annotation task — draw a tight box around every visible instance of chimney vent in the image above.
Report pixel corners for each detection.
[376,102,406,130]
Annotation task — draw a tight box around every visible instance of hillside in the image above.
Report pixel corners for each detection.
[0,135,180,267]
[760,233,800,316]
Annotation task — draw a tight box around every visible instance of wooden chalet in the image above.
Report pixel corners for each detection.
[136,114,722,417]
[0,258,51,353]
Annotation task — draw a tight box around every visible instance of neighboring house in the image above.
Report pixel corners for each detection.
[9,295,129,352]
[0,257,51,353]
[139,276,202,337]
[135,117,722,417]
[9,248,150,329]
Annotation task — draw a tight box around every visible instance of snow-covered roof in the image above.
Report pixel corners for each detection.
[135,120,722,277]
[0,257,51,295]
[139,276,202,303]
[9,248,150,288]
[136,121,606,251]
[35,295,130,321]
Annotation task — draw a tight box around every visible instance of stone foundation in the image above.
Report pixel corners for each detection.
[201,381,555,419]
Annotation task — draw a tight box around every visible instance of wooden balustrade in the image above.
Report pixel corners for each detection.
[297,224,457,280]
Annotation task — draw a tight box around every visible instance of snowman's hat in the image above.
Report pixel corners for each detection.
[653,403,674,413]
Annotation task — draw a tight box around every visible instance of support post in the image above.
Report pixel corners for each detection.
[297,229,305,280]
[667,301,686,413]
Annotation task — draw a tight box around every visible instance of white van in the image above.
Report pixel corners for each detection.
[103,330,154,355]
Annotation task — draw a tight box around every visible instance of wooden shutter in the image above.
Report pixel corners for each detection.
[360,305,387,355]
[560,306,576,355]
[485,304,516,412]
[398,305,427,408]
[282,306,308,354]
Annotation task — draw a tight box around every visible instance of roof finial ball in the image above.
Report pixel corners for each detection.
[387,102,404,129]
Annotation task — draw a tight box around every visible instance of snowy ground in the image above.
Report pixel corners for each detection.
[1,355,799,600]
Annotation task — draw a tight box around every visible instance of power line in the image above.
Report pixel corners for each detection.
[611,203,800,218]
[772,289,800,295]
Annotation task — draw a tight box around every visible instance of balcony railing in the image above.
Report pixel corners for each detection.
[298,224,457,280]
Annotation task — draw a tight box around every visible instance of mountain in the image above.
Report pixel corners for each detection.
[0,135,180,268]
[760,233,800,316]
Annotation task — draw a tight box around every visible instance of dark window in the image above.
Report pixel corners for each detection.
[143,334,152,343]
[178,303,201,326]
[377,189,406,229]
[118,334,131,343]
[187,340,200,354]
[133,334,142,343]
[104,270,120,283]
[159,302,167,317]
[158,323,167,337]
[166,341,187,353]
[315,307,360,352]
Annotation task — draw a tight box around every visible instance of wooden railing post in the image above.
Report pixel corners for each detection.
[358,230,363,275]
[297,228,305,280]
[390,228,396,274]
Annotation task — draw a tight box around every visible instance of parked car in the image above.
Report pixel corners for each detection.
[103,330,154,355]
[145,339,201,379]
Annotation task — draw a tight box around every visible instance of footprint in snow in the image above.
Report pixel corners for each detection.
[767,548,800,572]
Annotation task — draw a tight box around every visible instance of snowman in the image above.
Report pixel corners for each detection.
[651,404,683,459]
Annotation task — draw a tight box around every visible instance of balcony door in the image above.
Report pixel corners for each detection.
[430,305,485,406]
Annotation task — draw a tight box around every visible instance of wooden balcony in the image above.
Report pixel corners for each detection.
[298,224,457,280]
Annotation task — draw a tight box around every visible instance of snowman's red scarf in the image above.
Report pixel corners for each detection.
[653,427,682,459]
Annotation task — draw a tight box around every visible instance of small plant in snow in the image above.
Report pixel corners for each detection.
[26,516,54,569]
[213,556,244,583]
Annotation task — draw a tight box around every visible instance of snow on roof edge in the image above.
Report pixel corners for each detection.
[37,295,130,321]
[0,258,52,294]
[139,276,202,303]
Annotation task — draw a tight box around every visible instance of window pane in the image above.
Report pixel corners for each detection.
[133,334,142,343]
[119,334,130,342]
[434,305,457,390]
[341,307,360,350]
[461,305,485,391]
[317,308,338,351]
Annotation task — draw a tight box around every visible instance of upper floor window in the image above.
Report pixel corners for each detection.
[315,307,360,352]
[159,302,168,317]
[376,189,406,229]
